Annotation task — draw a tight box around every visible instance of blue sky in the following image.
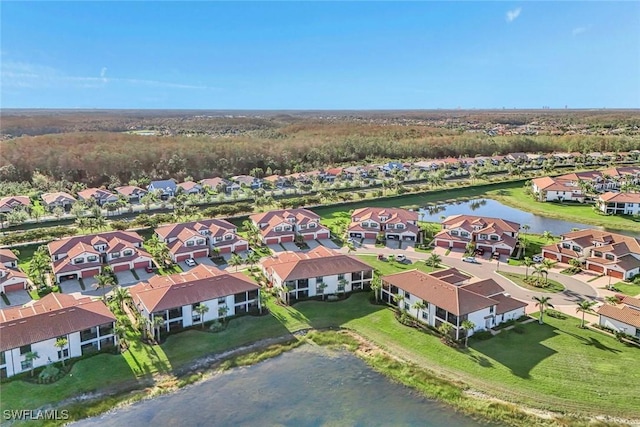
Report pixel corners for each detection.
[2,2,639,109]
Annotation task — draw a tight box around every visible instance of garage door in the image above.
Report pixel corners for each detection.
[176,254,191,262]
[543,252,557,260]
[497,248,511,255]
[452,241,466,249]
[607,270,624,279]
[265,238,279,245]
[134,260,150,269]
[234,243,248,252]
[217,246,231,254]
[350,232,363,238]
[561,256,573,264]
[112,263,130,272]
[316,232,330,240]
[82,268,101,278]
[436,240,449,248]
[589,264,604,273]
[192,250,209,259]
[302,233,315,241]
[3,282,26,292]
[280,235,294,243]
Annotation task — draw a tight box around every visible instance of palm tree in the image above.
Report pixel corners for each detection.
[246,251,261,272]
[111,286,132,313]
[425,253,442,271]
[153,315,165,342]
[370,276,382,303]
[412,300,427,320]
[576,300,597,328]
[533,296,554,325]
[542,230,554,242]
[218,305,229,323]
[523,257,534,278]
[94,273,116,302]
[438,322,454,341]
[460,320,476,348]
[24,351,40,376]
[54,337,68,366]
[393,294,405,311]
[532,265,548,286]
[337,278,348,296]
[114,323,128,353]
[194,303,209,329]
[228,253,244,272]
[605,295,620,305]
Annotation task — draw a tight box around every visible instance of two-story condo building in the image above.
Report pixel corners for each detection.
[0,196,31,214]
[0,249,29,293]
[596,192,640,216]
[115,185,148,203]
[597,295,640,338]
[348,207,419,241]
[77,188,119,206]
[381,268,527,339]
[41,192,76,211]
[250,208,330,245]
[434,215,520,256]
[48,231,153,282]
[0,293,116,378]
[155,219,249,262]
[261,246,373,302]
[531,176,586,203]
[129,264,260,333]
[542,229,640,279]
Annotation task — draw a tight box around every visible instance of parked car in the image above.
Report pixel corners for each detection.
[185,258,197,267]
[145,266,154,273]
[475,248,485,255]
[462,257,480,264]
[492,252,500,260]
[377,254,386,261]
[532,254,543,263]
[396,254,406,262]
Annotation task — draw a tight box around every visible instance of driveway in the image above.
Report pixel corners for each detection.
[179,257,218,271]
[386,240,401,250]
[116,270,138,286]
[281,241,299,252]
[268,244,285,253]
[318,239,340,250]
[1,290,32,308]
[305,240,320,250]
[59,276,98,294]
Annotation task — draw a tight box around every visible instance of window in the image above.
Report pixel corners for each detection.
[168,308,182,319]
[80,327,98,342]
[0,352,4,365]
[572,246,581,251]
[196,239,205,245]
[490,235,499,241]
[396,224,405,229]
[404,302,410,311]
[309,223,316,229]
[490,306,495,313]
[112,252,120,259]
[338,273,345,280]
[275,227,282,232]
[479,234,488,240]
[123,250,134,256]
[562,243,571,249]
[404,291,411,299]
[451,230,459,236]
[605,254,615,261]
[74,257,84,264]
[20,345,31,355]
[218,297,226,304]
[186,240,195,247]
[593,251,603,257]
[58,349,69,360]
[422,311,429,320]
[21,360,32,370]
[225,235,232,240]
[461,232,469,237]
[316,276,324,284]
[87,255,98,262]
[99,323,113,336]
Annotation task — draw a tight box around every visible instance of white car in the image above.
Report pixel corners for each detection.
[396,254,406,262]
[462,257,480,264]
[532,255,543,263]
[185,258,197,267]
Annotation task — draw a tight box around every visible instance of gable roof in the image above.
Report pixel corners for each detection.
[115,185,147,197]
[41,192,77,205]
[77,188,117,201]
[441,215,520,233]
[597,304,640,329]
[130,264,259,312]
[0,249,18,264]
[148,179,177,192]
[461,278,505,297]
[351,207,418,224]
[599,192,640,204]
[48,231,144,257]
[0,293,115,352]
[155,219,237,242]
[0,196,31,210]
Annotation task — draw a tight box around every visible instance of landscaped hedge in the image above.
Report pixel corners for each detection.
[0,226,78,245]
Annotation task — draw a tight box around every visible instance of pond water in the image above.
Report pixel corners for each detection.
[419,198,638,237]
[74,346,490,427]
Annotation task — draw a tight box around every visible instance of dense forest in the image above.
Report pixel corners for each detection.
[0,110,638,187]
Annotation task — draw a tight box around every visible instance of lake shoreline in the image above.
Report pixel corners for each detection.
[29,329,638,427]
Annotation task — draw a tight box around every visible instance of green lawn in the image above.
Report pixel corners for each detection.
[498,271,565,293]
[520,233,559,258]
[356,255,444,276]
[611,281,640,297]
[4,294,639,418]
[487,186,640,232]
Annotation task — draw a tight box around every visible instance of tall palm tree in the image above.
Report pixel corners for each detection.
[228,253,244,272]
[425,253,442,271]
[111,286,133,313]
[438,322,454,341]
[460,320,476,348]
[153,315,165,342]
[94,273,116,302]
[393,294,405,311]
[246,251,261,272]
[576,300,597,328]
[54,337,68,366]
[533,296,554,325]
[218,305,229,323]
[542,230,553,242]
[605,295,620,305]
[412,300,427,320]
[532,265,548,286]
[337,278,348,296]
[24,351,40,376]
[522,257,534,279]
[370,276,382,303]
[114,323,128,353]
[194,303,209,329]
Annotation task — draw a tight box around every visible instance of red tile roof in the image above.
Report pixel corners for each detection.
[597,304,640,329]
[0,249,18,265]
[0,293,115,352]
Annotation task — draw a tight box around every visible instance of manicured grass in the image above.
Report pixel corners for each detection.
[487,186,640,232]
[520,233,559,258]
[156,264,183,275]
[611,281,640,297]
[498,271,565,293]
[356,255,444,276]
[0,354,136,412]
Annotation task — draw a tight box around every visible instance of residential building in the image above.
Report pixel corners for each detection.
[48,231,152,282]
[0,293,116,378]
[177,181,203,195]
[250,208,330,245]
[115,185,148,203]
[348,207,419,241]
[542,229,640,279]
[381,269,527,339]
[261,246,373,301]
[129,264,260,333]
[77,188,119,206]
[147,179,178,200]
[232,175,262,189]
[155,219,249,262]
[201,177,240,193]
[41,192,76,211]
[531,176,586,203]
[434,215,520,256]
[596,192,640,215]
[0,249,28,293]
[263,175,287,188]
[597,296,640,338]
[0,196,31,214]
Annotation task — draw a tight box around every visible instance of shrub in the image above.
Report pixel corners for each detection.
[546,309,567,319]
[513,325,525,334]
[471,330,493,341]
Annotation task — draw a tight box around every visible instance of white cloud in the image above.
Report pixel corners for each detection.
[572,27,587,36]
[1,60,217,90]
[506,7,522,23]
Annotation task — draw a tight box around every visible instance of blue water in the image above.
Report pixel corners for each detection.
[419,199,638,237]
[74,346,490,427]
